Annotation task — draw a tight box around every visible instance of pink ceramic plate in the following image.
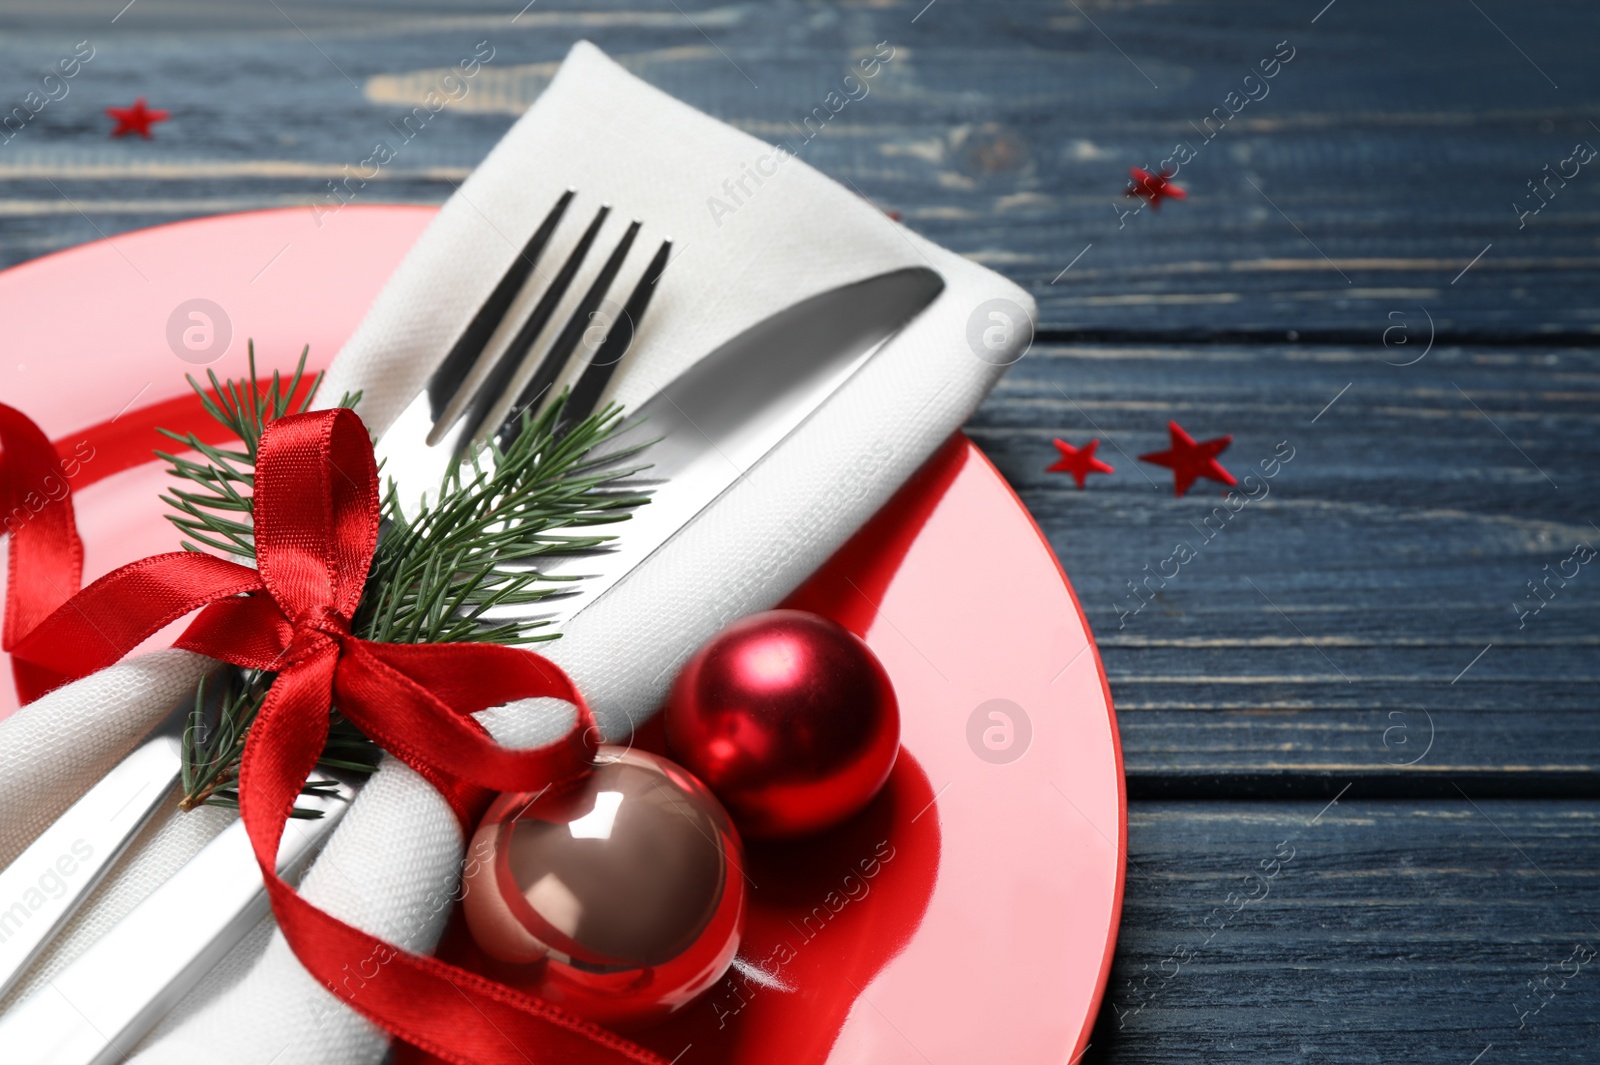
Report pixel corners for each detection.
[0,206,1124,1064]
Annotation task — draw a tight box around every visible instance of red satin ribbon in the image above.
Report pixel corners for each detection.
[2,386,316,703]
[0,402,85,703]
[7,408,666,1065]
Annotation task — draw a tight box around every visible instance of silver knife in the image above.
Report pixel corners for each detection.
[0,776,352,1064]
[0,264,943,1059]
[0,714,182,1004]
[381,265,944,629]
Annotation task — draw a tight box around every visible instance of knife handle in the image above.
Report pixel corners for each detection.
[0,777,353,1064]
[0,737,181,1004]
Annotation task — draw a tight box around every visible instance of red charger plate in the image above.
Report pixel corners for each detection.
[0,206,1124,1064]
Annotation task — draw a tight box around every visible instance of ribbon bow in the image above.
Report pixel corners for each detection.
[7,408,666,1065]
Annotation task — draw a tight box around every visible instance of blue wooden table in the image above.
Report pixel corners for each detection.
[0,1,1596,1060]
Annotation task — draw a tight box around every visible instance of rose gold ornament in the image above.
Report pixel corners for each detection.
[462,747,745,1027]
[664,609,901,839]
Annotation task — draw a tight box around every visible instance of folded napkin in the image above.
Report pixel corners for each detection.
[0,40,1032,1063]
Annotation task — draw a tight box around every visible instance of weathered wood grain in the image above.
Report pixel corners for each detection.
[0,0,1595,335]
[1087,801,1600,1063]
[971,341,1600,795]
[1,3,1597,1061]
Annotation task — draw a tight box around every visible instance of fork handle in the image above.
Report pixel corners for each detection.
[0,737,181,1003]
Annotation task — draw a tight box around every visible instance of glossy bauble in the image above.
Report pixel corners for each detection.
[461,747,745,1027]
[664,609,900,839]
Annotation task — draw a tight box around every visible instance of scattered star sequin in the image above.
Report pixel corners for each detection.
[107,97,169,139]
[1125,166,1186,211]
[1139,421,1235,497]
[1047,437,1114,489]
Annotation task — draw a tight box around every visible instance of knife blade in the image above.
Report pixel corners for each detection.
[379,264,945,632]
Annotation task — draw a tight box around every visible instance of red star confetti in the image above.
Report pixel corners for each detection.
[1139,420,1235,497]
[1125,166,1186,211]
[1047,437,1114,489]
[107,97,169,139]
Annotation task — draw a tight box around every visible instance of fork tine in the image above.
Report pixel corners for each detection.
[559,237,672,432]
[494,219,643,449]
[425,189,573,435]
[452,203,612,452]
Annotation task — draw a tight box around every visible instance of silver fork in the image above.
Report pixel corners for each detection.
[379,190,672,514]
[0,190,670,1055]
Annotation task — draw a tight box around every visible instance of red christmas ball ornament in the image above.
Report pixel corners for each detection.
[665,609,900,839]
[461,747,745,1027]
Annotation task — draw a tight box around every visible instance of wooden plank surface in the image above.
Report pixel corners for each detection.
[0,1,1596,1061]
[1089,801,1600,1064]
[971,340,1600,797]
[0,0,1596,336]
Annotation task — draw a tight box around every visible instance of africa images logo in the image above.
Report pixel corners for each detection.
[0,838,94,944]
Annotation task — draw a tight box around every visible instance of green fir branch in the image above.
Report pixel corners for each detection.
[154,343,339,558]
[164,350,649,814]
[355,395,650,647]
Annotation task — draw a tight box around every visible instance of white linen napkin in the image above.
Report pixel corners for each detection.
[0,41,1032,1063]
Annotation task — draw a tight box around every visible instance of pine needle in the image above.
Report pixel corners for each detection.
[164,349,649,814]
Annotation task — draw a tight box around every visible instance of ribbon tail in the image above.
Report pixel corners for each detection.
[335,640,597,824]
[240,644,664,1065]
[265,879,669,1065]
[237,646,339,856]
[6,550,265,696]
